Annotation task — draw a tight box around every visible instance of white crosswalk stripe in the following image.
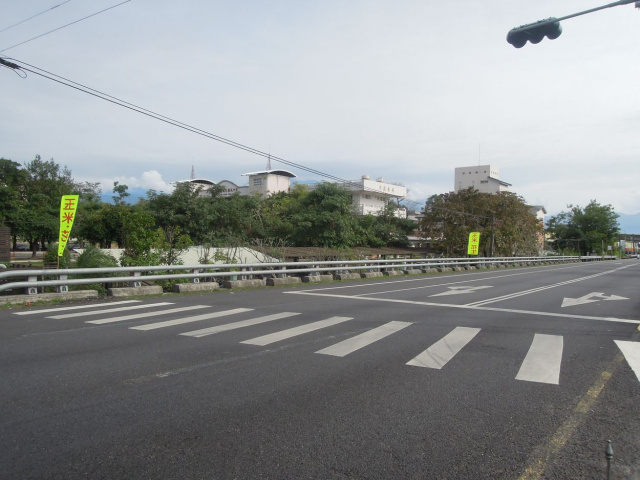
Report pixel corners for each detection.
[87,305,212,325]
[316,321,413,357]
[516,334,563,385]
[15,300,606,387]
[14,300,142,315]
[181,312,301,338]
[130,308,254,331]
[615,340,640,382]
[240,316,352,346]
[406,326,481,369]
[47,302,175,319]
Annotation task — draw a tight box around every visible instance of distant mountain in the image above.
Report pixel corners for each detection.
[100,189,147,205]
[618,212,640,234]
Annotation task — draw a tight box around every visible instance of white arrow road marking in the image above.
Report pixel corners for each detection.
[429,286,492,297]
[561,292,628,308]
[615,341,640,383]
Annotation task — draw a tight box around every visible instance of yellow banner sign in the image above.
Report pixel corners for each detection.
[58,195,79,256]
[468,232,480,256]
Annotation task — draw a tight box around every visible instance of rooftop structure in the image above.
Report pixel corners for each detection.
[454,164,511,194]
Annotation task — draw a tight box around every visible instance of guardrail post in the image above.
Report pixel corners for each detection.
[26,275,38,295]
[57,274,68,293]
[130,271,142,288]
[190,268,200,283]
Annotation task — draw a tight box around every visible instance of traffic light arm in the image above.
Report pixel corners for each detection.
[553,0,636,23]
[507,0,638,47]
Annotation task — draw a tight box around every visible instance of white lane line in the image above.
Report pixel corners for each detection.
[130,308,254,331]
[240,316,352,346]
[284,291,640,325]
[181,312,300,338]
[615,340,640,382]
[86,305,212,325]
[297,263,588,295]
[14,300,142,315]
[407,327,480,369]
[516,334,563,385]
[466,265,632,307]
[316,321,413,357]
[46,302,175,319]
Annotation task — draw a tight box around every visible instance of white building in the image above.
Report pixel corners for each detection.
[454,164,511,194]
[184,171,405,218]
[242,170,296,197]
[182,169,296,198]
[332,175,407,218]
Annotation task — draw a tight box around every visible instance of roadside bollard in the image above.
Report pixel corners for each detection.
[605,440,613,480]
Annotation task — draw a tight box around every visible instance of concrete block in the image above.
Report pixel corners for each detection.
[108,285,163,297]
[402,269,422,275]
[0,290,99,306]
[335,273,361,281]
[360,272,383,278]
[301,275,334,283]
[267,277,302,286]
[172,282,219,293]
[383,270,404,276]
[222,279,266,289]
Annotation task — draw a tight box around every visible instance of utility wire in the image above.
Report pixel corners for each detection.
[0,0,131,53]
[1,57,398,195]
[0,0,72,34]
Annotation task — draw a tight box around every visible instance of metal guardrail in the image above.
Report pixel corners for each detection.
[0,256,591,296]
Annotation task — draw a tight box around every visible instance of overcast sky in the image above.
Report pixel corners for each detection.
[1,0,639,215]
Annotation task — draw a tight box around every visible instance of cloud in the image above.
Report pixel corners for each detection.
[98,170,175,195]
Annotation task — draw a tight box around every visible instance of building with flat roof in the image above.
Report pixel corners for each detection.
[323,175,407,218]
[183,171,405,218]
[454,164,511,194]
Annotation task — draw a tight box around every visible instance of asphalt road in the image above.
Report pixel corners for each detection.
[2,260,639,479]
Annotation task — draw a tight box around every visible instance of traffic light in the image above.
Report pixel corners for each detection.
[507,18,563,48]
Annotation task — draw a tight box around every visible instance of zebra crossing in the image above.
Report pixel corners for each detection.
[13,300,640,386]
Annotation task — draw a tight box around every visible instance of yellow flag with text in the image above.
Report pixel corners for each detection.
[467,232,480,256]
[58,195,79,256]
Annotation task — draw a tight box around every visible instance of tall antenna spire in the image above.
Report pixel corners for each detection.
[266,145,271,171]
[190,165,195,180]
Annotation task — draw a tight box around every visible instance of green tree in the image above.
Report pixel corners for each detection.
[421,189,541,257]
[0,158,29,247]
[547,201,619,255]
[16,155,76,256]
[289,183,361,248]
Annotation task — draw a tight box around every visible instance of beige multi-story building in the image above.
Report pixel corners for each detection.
[454,164,511,194]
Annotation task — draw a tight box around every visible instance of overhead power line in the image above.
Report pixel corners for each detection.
[0,0,73,34]
[0,0,131,53]
[0,57,397,195]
